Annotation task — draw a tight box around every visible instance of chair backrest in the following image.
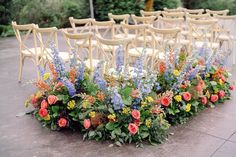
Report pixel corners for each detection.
[92,20,115,39]
[159,16,185,29]
[69,17,94,34]
[61,29,94,68]
[163,7,184,12]
[11,21,38,57]
[34,25,59,61]
[162,11,185,18]
[184,8,204,15]
[186,13,211,20]
[206,9,229,16]
[188,19,217,47]
[108,13,130,24]
[131,14,156,25]
[95,35,132,70]
[140,10,161,18]
[214,15,236,38]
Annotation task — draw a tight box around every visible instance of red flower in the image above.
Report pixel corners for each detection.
[210,95,218,103]
[159,62,166,74]
[40,100,48,109]
[58,118,67,127]
[182,92,191,101]
[134,119,141,126]
[47,95,58,105]
[83,119,91,129]
[218,90,225,98]
[39,108,48,118]
[31,96,38,104]
[230,85,234,90]
[201,96,207,105]
[128,123,139,135]
[131,110,140,120]
[161,96,170,107]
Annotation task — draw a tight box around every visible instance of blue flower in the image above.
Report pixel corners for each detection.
[69,49,78,69]
[132,98,141,110]
[77,61,85,81]
[111,88,124,110]
[93,61,107,90]
[61,77,76,96]
[115,45,124,73]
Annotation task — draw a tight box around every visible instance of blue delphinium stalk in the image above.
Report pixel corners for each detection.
[61,77,76,96]
[93,61,107,91]
[69,49,78,69]
[133,49,146,88]
[49,43,66,80]
[37,65,45,78]
[77,61,85,81]
[111,88,124,111]
[116,45,124,73]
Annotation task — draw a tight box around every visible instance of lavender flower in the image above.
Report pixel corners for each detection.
[77,61,85,81]
[37,65,45,78]
[115,45,124,73]
[111,88,124,110]
[93,62,107,90]
[69,49,78,68]
[61,77,76,96]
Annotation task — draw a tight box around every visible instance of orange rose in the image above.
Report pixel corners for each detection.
[83,119,91,129]
[131,110,140,120]
[39,108,48,118]
[58,118,67,127]
[31,95,38,104]
[182,92,191,101]
[201,96,207,105]
[128,123,139,135]
[130,89,140,98]
[210,94,218,103]
[161,96,170,107]
[47,95,58,105]
[40,100,48,109]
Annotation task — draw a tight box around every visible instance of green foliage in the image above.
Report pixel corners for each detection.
[153,0,182,11]
[0,25,14,37]
[93,0,145,21]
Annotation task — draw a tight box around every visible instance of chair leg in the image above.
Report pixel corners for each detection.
[18,56,24,83]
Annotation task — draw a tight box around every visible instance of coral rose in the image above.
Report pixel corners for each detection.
[128,123,139,135]
[55,82,63,90]
[40,100,48,109]
[230,85,234,90]
[31,96,38,104]
[134,119,141,126]
[196,85,202,92]
[218,90,225,98]
[39,108,48,118]
[47,95,58,105]
[131,110,140,120]
[161,96,170,107]
[83,119,91,129]
[210,95,218,103]
[201,96,207,105]
[182,92,191,101]
[58,118,67,127]
[130,89,140,98]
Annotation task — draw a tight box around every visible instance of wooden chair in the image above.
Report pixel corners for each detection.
[186,13,211,20]
[162,11,185,18]
[61,29,99,70]
[108,13,130,39]
[163,7,184,12]
[184,8,204,15]
[131,14,156,25]
[33,25,70,68]
[140,10,161,18]
[149,26,181,70]
[187,19,219,50]
[206,9,229,16]
[92,20,115,39]
[12,21,41,82]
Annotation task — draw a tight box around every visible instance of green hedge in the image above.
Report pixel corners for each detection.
[153,0,182,11]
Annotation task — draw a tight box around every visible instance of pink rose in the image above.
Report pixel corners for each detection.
[196,85,202,92]
[218,90,225,98]
[131,110,140,120]
[58,118,67,127]
[230,85,234,90]
[55,82,63,90]
[40,100,48,109]
[47,95,58,105]
[161,96,170,107]
[83,119,91,129]
[39,108,48,118]
[182,92,191,101]
[31,96,38,104]
[128,123,139,135]
[201,96,207,105]
[210,95,218,103]
[134,119,141,126]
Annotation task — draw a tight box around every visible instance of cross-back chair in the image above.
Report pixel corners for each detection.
[206,9,229,16]
[92,20,115,39]
[162,11,185,18]
[163,7,184,12]
[186,13,211,20]
[184,8,204,15]
[12,21,41,82]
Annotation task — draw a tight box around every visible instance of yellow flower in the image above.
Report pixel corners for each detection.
[43,73,50,80]
[219,79,223,85]
[141,101,148,108]
[206,73,210,78]
[174,95,182,102]
[206,90,210,99]
[145,119,152,128]
[43,114,50,121]
[122,107,131,114]
[108,113,116,121]
[214,88,219,94]
[67,100,75,110]
[173,70,180,76]
[82,101,90,108]
[145,96,154,103]
[89,111,96,118]
[185,103,191,112]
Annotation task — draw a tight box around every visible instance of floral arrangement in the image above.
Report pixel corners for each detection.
[25,44,234,147]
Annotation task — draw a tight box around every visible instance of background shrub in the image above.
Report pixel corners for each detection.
[153,0,182,11]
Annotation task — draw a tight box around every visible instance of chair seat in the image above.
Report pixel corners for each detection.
[76,40,97,47]
[84,59,101,69]
[44,51,70,62]
[137,35,153,42]
[114,34,136,39]
[217,34,236,41]
[192,32,211,38]
[22,47,45,56]
[181,30,189,36]
[128,47,154,57]
[179,39,190,45]
[194,41,219,49]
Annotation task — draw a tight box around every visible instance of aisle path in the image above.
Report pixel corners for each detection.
[0,36,235,157]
